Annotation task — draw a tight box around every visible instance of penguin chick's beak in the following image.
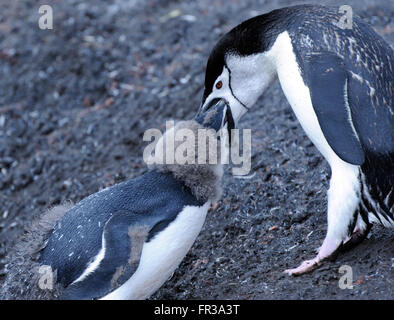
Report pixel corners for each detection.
[195,98,234,134]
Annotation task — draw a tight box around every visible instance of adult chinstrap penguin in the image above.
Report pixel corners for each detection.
[1,99,234,299]
[200,4,393,275]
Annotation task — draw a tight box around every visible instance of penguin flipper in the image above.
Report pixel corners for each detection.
[303,52,365,165]
[61,210,150,300]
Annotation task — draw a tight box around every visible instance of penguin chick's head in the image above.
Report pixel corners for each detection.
[148,103,232,203]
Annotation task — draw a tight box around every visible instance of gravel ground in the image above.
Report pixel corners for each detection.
[0,0,392,299]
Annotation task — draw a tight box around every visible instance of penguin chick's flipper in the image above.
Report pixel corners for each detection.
[303,52,365,165]
[61,210,149,300]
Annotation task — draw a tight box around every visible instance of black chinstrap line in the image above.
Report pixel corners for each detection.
[224,63,250,111]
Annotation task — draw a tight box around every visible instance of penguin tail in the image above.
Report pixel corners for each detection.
[361,153,394,227]
[0,203,73,300]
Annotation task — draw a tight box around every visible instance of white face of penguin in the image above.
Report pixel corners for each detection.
[201,53,277,126]
[202,65,246,123]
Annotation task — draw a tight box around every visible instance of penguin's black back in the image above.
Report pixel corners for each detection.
[286,6,393,218]
[39,170,203,287]
[288,5,393,156]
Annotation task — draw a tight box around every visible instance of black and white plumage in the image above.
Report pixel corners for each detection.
[200,4,393,274]
[1,99,233,299]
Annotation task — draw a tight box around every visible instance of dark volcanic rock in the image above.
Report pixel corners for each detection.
[0,0,392,300]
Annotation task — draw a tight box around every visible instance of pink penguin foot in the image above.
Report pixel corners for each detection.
[284,238,342,276]
[284,256,322,276]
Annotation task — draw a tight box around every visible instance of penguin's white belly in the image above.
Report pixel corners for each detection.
[101,202,210,300]
[269,31,341,165]
[268,31,363,236]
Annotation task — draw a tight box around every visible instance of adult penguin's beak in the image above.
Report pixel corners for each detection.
[195,98,234,143]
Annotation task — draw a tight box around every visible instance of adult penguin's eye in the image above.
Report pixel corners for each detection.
[215,81,223,89]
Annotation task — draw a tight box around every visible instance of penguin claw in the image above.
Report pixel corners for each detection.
[284,257,322,276]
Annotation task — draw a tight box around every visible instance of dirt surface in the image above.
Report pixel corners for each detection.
[0,0,393,299]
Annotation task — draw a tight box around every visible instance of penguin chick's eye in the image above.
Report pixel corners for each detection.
[215,81,223,89]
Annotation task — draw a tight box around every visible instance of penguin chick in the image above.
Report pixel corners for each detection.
[1,99,233,300]
[200,4,393,275]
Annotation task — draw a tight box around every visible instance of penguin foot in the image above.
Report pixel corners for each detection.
[284,257,322,276]
[285,226,370,275]
[284,237,342,275]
